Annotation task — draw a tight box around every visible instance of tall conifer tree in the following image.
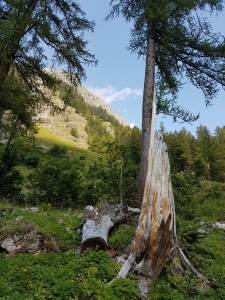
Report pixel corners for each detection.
[0,0,97,118]
[107,0,225,206]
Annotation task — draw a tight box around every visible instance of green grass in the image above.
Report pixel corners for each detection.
[0,205,82,251]
[108,222,136,253]
[1,178,225,299]
[0,205,140,300]
[36,125,104,164]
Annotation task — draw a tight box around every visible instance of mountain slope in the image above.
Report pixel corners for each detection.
[35,68,130,149]
[45,68,130,126]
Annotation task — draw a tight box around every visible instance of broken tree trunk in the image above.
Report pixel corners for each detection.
[81,205,137,253]
[116,90,209,296]
[81,89,209,296]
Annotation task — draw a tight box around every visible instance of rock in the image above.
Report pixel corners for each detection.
[199,221,205,226]
[14,216,23,222]
[197,228,207,234]
[214,222,225,230]
[1,238,17,256]
[13,233,23,242]
[0,226,60,257]
[23,207,39,213]
[66,227,73,233]
[24,231,42,253]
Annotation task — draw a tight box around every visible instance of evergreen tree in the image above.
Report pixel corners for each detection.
[174,128,194,172]
[212,126,225,182]
[0,0,97,130]
[196,125,216,180]
[107,0,225,206]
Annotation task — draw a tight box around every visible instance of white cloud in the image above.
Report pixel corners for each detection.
[86,84,142,103]
[129,123,135,128]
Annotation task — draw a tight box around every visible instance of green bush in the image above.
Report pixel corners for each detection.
[70,127,79,138]
[48,145,67,157]
[23,154,39,168]
[108,223,136,252]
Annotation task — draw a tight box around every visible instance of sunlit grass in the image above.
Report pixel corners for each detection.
[35,125,80,149]
[35,125,103,164]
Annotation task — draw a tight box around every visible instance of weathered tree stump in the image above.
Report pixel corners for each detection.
[115,91,209,296]
[81,90,209,296]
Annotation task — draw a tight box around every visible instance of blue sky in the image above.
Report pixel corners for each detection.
[76,1,225,136]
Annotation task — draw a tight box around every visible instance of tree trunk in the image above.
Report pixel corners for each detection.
[116,92,209,296]
[136,27,156,208]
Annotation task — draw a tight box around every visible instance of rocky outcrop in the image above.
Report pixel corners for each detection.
[0,221,61,258]
[0,207,61,257]
[45,68,130,127]
[33,68,130,150]
[0,228,60,258]
[35,95,89,149]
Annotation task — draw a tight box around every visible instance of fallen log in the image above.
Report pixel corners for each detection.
[81,204,135,253]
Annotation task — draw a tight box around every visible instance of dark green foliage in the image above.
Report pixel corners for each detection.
[108,223,136,252]
[26,156,82,208]
[107,0,225,109]
[0,250,140,299]
[70,127,79,138]
[163,125,225,183]
[0,0,97,173]
[0,0,97,87]
[0,149,23,200]
[156,80,199,123]
[48,144,67,157]
[172,172,200,219]
[23,154,39,168]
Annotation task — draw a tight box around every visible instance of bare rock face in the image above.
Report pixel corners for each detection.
[32,68,131,150]
[0,225,60,258]
[45,68,130,127]
[34,83,89,149]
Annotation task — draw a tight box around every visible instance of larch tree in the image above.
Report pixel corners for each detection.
[103,0,225,295]
[107,0,225,208]
[0,0,97,132]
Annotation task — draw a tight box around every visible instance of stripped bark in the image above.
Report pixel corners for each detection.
[81,90,209,296]
[115,88,209,296]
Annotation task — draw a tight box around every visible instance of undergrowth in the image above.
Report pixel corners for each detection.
[0,250,140,300]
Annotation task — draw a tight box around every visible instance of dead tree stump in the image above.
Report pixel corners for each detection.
[115,89,209,296]
[81,90,209,296]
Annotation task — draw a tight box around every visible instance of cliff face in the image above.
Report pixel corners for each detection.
[34,69,130,149]
[45,68,130,127]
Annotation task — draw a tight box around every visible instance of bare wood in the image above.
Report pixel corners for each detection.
[81,204,130,253]
[128,207,141,214]
[116,90,209,294]
[117,252,137,278]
